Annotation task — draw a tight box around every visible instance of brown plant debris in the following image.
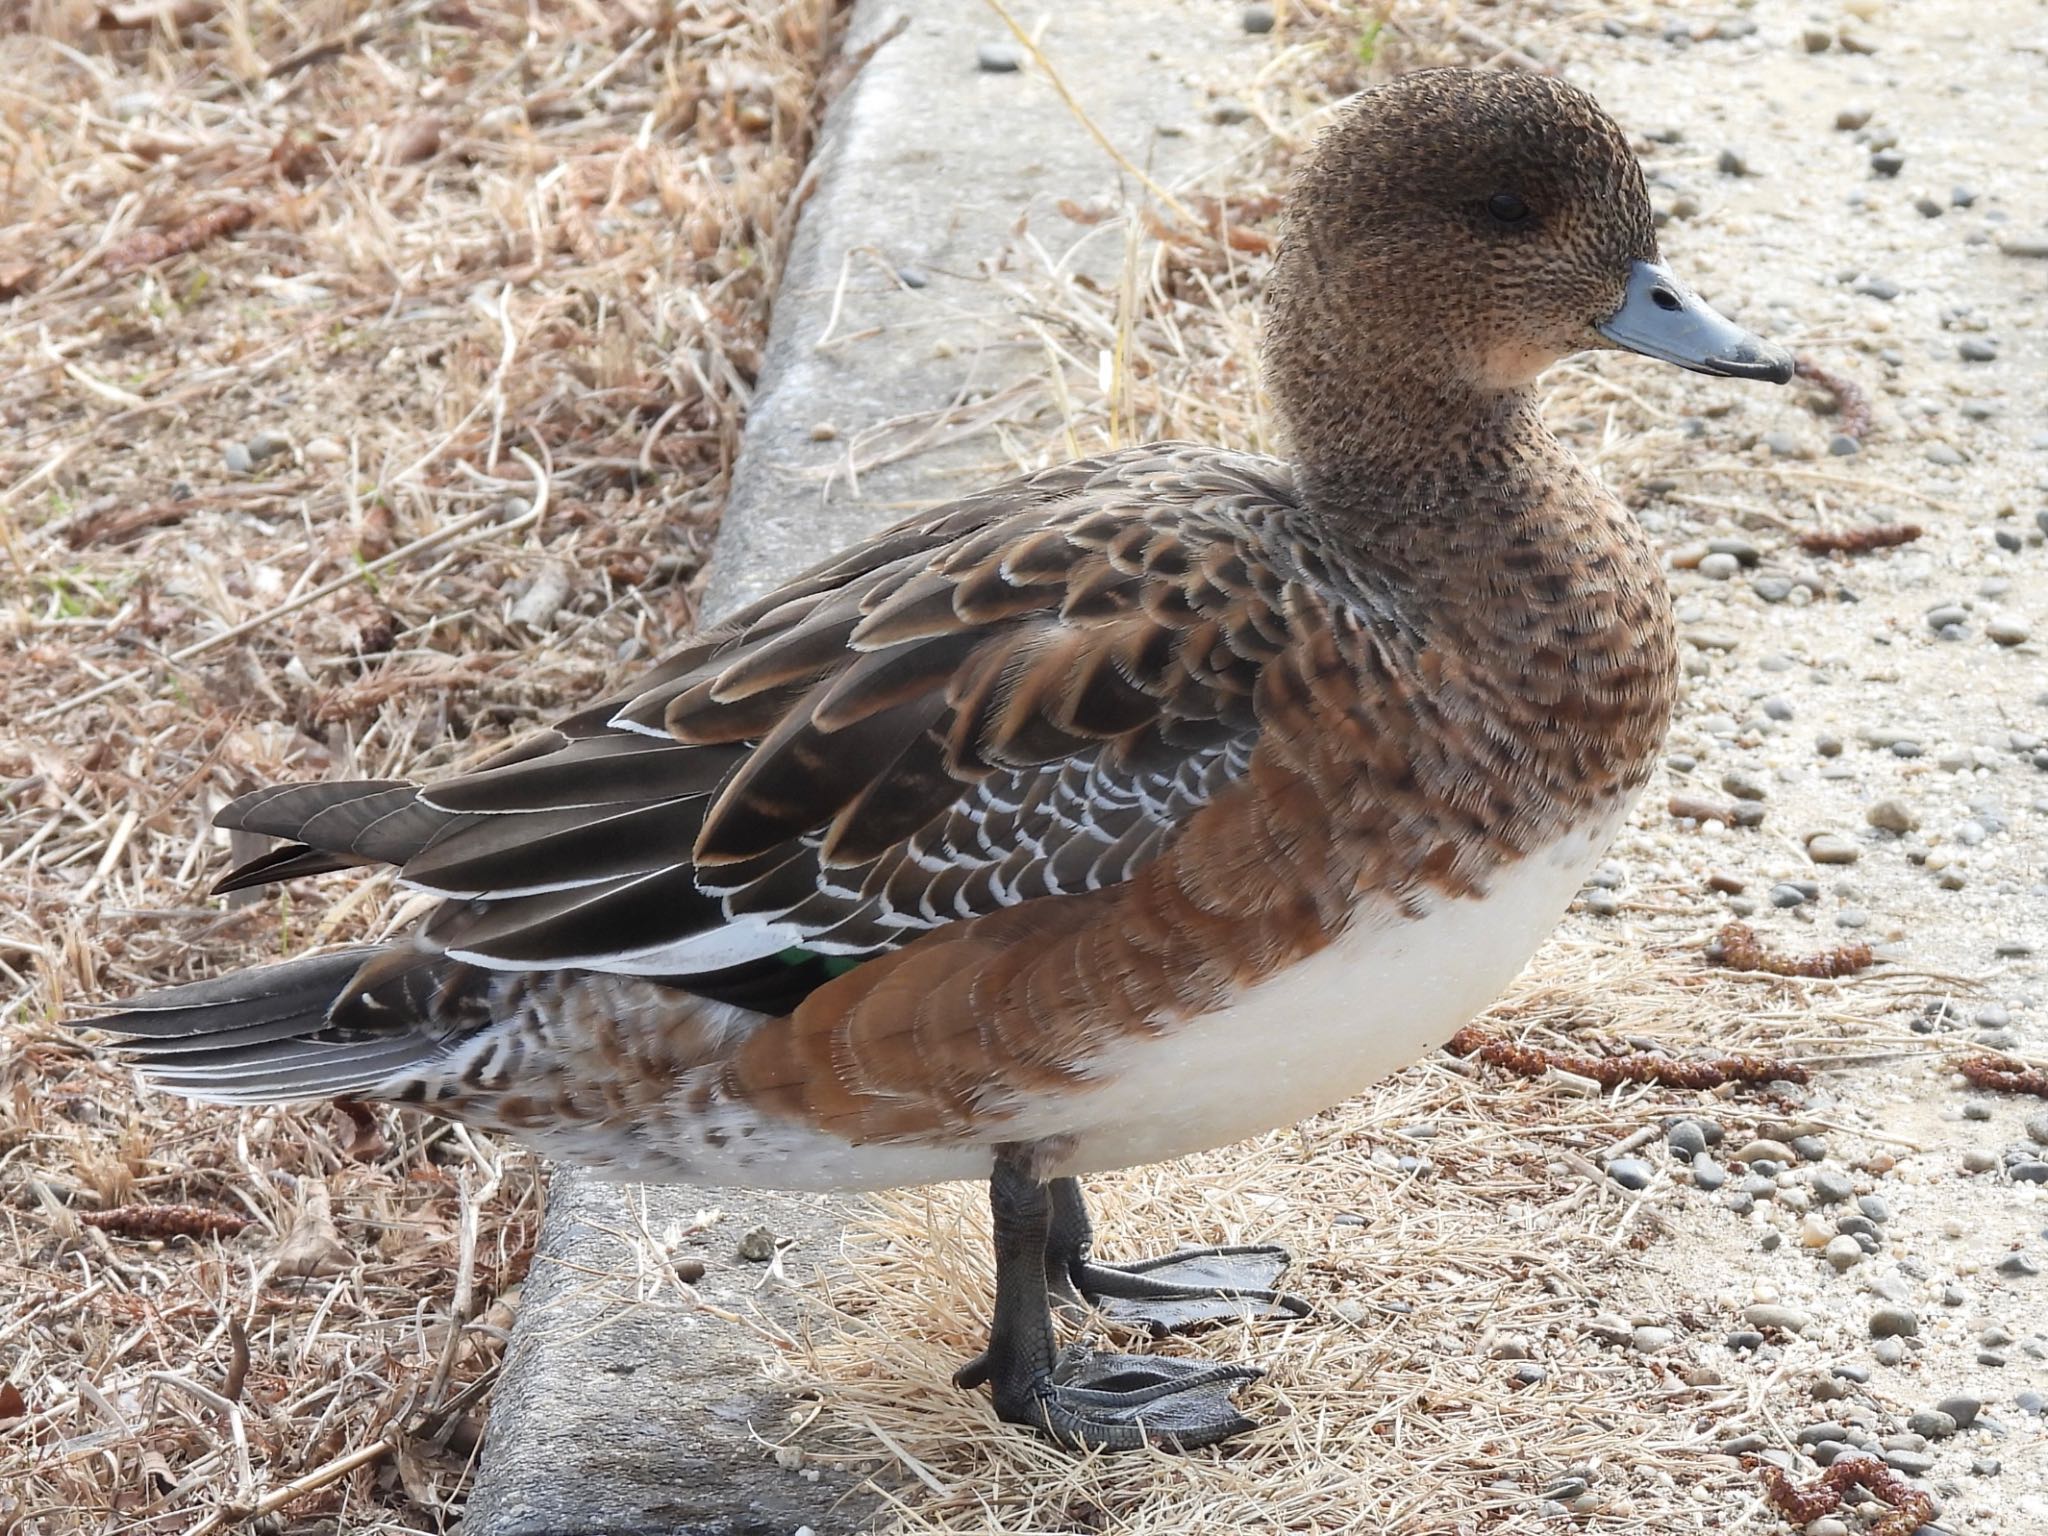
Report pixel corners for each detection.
[269,1179,355,1279]
[1957,1053,2048,1099]
[1757,1456,1936,1536]
[1792,353,1873,441]
[100,203,254,275]
[1711,921,1875,979]
[1796,521,1922,556]
[1446,1027,1811,1088]
[80,1203,252,1240]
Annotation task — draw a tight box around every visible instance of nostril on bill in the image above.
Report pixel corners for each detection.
[1650,286,1682,312]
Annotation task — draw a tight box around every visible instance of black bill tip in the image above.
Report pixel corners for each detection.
[1597,259,1794,385]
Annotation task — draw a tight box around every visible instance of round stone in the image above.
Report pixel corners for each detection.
[1807,833,1860,865]
[1988,618,2031,646]
[1699,551,1740,580]
[1607,1157,1655,1191]
[1824,1235,1863,1271]
[1869,1304,1920,1339]
[1668,1120,1709,1159]
[1744,1303,1813,1335]
[1811,1169,1854,1204]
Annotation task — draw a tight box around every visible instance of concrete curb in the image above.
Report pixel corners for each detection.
[464,5,1252,1531]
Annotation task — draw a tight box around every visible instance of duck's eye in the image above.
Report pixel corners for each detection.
[1487,192,1532,226]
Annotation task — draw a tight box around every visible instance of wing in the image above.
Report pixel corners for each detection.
[218,445,1310,999]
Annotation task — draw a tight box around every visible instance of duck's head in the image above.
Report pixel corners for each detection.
[1268,68,1791,466]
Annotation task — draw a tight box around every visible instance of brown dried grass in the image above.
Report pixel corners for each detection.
[2,1,839,1529]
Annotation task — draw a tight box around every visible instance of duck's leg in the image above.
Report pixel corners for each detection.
[1045,1176,1311,1335]
[952,1143,1263,1451]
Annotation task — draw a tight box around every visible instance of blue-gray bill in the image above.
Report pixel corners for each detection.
[1597,259,1795,384]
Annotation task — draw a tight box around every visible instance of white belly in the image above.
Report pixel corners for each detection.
[1029,809,1630,1177]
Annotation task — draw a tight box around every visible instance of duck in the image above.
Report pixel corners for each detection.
[88,67,1791,1453]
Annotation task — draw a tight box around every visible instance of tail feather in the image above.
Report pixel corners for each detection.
[85,947,452,1105]
[212,781,457,895]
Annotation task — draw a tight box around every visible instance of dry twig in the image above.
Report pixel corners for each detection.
[1757,1456,1936,1536]
[80,1204,252,1240]
[1957,1054,2048,1098]
[1711,921,1875,980]
[1446,1027,1811,1088]
[101,205,254,276]
[1796,522,1922,556]
[1792,353,1873,441]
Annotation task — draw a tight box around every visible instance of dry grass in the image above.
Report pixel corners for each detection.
[1,0,1939,1533]
[2,0,839,1529]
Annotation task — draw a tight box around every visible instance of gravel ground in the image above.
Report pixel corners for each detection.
[1532,4,2048,1530]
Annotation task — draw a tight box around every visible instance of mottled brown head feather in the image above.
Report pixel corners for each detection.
[1265,69,1658,496]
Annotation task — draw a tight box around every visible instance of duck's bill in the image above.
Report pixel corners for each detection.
[1597,259,1795,384]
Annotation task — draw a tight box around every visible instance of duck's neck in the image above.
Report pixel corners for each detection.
[1284,371,1560,522]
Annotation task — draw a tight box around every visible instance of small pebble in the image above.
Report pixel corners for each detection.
[1870,149,1905,177]
[1869,1304,1920,1339]
[1987,618,2031,646]
[1769,883,1810,908]
[1999,1254,2041,1277]
[1691,1153,1727,1191]
[1933,1392,1982,1433]
[1874,1336,1907,1366]
[1824,1235,1863,1272]
[1834,106,1872,130]
[1607,1157,1655,1191]
[1668,1120,1709,1159]
[1866,799,1919,834]
[1745,1303,1813,1335]
[975,42,1022,72]
[1807,833,1860,865]
[736,1225,780,1262]
[1811,1169,1853,1205]
[224,442,255,474]
[2011,1161,2048,1185]
[1959,337,1999,363]
[1698,551,1740,580]
[1907,1409,1958,1439]
[1240,2,1275,32]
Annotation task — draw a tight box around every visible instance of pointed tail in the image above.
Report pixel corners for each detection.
[85,947,453,1105]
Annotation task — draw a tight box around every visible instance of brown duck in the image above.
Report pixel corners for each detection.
[90,68,1791,1451]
